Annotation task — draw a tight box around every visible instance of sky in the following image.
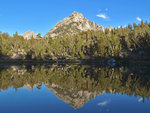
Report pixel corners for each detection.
[0,0,150,36]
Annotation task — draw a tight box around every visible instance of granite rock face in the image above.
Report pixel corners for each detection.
[21,30,38,40]
[45,11,104,39]
[106,26,115,31]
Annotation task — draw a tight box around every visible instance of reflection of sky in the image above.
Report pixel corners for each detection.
[82,93,150,113]
[98,100,110,106]
[97,99,111,112]
[98,100,109,106]
[0,86,149,113]
[138,98,143,102]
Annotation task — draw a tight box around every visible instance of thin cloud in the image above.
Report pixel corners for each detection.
[97,14,108,19]
[105,8,108,11]
[98,100,109,106]
[98,8,108,12]
[136,17,142,22]
[98,8,102,12]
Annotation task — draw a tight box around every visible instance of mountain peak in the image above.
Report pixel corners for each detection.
[26,30,33,33]
[25,30,35,34]
[21,30,38,40]
[45,12,104,38]
[71,11,81,15]
[69,11,83,18]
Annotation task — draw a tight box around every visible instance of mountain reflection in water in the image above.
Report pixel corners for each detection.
[0,64,150,112]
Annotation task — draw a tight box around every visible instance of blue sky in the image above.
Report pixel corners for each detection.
[0,0,150,36]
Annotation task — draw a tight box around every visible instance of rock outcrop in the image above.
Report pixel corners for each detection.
[106,26,115,31]
[21,30,39,40]
[45,11,104,39]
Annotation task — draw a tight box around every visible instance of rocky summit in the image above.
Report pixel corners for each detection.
[21,30,39,40]
[44,11,104,39]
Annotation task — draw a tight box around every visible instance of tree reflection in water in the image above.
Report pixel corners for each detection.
[0,64,149,109]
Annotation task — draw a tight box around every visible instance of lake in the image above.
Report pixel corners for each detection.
[0,64,149,113]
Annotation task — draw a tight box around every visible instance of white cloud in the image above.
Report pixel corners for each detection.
[138,98,143,102]
[98,100,109,106]
[97,14,108,19]
[136,17,142,22]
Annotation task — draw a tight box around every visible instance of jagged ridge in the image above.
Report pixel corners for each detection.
[45,11,104,38]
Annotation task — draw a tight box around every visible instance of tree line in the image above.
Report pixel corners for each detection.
[0,21,150,60]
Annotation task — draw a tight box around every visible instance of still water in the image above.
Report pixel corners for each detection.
[0,64,149,113]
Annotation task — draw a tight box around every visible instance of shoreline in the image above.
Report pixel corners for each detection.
[0,58,150,66]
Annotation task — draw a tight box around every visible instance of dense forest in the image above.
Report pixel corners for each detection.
[0,21,150,60]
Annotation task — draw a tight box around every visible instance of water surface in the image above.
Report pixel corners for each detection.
[0,64,149,113]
